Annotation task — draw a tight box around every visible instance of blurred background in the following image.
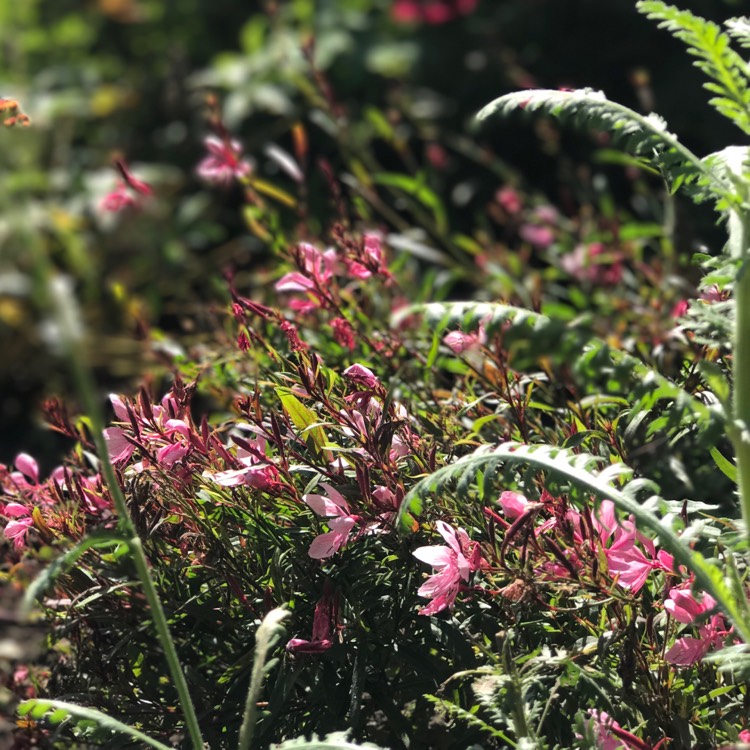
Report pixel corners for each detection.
[0,0,742,467]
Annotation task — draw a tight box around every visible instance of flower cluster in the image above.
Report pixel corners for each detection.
[274,234,390,314]
[0,453,108,551]
[391,0,478,24]
[0,97,30,127]
[494,489,733,668]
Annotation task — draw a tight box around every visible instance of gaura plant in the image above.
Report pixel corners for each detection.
[398,0,750,646]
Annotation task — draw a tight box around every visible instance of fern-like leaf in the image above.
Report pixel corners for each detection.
[396,301,720,431]
[476,88,737,209]
[272,732,386,749]
[637,1,750,137]
[397,441,750,643]
[423,693,517,745]
[17,699,172,750]
[726,17,750,50]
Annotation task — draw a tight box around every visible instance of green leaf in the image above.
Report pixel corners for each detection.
[238,608,290,750]
[276,387,328,456]
[637,1,750,137]
[17,699,172,750]
[21,531,126,619]
[710,446,738,482]
[476,87,737,210]
[372,172,448,233]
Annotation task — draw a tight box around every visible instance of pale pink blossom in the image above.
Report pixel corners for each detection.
[413,521,482,615]
[4,517,33,549]
[561,243,623,286]
[305,484,358,559]
[664,587,729,666]
[2,503,33,550]
[156,442,190,467]
[343,364,380,390]
[345,233,388,280]
[203,441,276,490]
[498,490,529,520]
[275,243,339,309]
[103,427,136,464]
[197,135,252,186]
[582,710,653,750]
[519,223,555,248]
[665,614,728,666]
[443,330,481,354]
[13,453,39,485]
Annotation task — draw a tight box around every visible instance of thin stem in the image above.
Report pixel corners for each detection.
[729,209,750,545]
[41,264,206,750]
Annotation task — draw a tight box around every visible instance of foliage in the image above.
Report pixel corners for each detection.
[3,2,750,750]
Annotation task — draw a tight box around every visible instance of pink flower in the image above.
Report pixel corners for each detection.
[343,364,380,390]
[664,587,729,666]
[604,531,655,593]
[665,614,728,666]
[671,299,689,318]
[498,490,529,520]
[275,243,339,310]
[287,585,338,654]
[156,442,190,467]
[413,521,481,615]
[204,440,276,490]
[100,159,152,213]
[7,453,40,493]
[331,317,356,351]
[561,243,623,286]
[495,186,523,215]
[392,0,478,24]
[344,233,389,280]
[4,517,33,549]
[664,588,716,624]
[519,223,555,248]
[2,503,33,550]
[103,427,136,464]
[304,484,358,559]
[101,183,137,212]
[197,135,252,186]
[443,330,480,354]
[582,710,654,750]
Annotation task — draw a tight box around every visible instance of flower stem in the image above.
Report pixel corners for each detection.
[40,258,206,750]
[730,209,750,546]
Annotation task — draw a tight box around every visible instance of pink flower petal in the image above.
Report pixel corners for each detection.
[15,453,39,483]
[3,502,31,519]
[412,546,453,568]
[665,636,711,666]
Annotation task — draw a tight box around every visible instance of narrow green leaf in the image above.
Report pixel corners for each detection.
[21,531,126,618]
[710,446,738,482]
[372,172,448,233]
[276,387,328,456]
[17,699,172,750]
